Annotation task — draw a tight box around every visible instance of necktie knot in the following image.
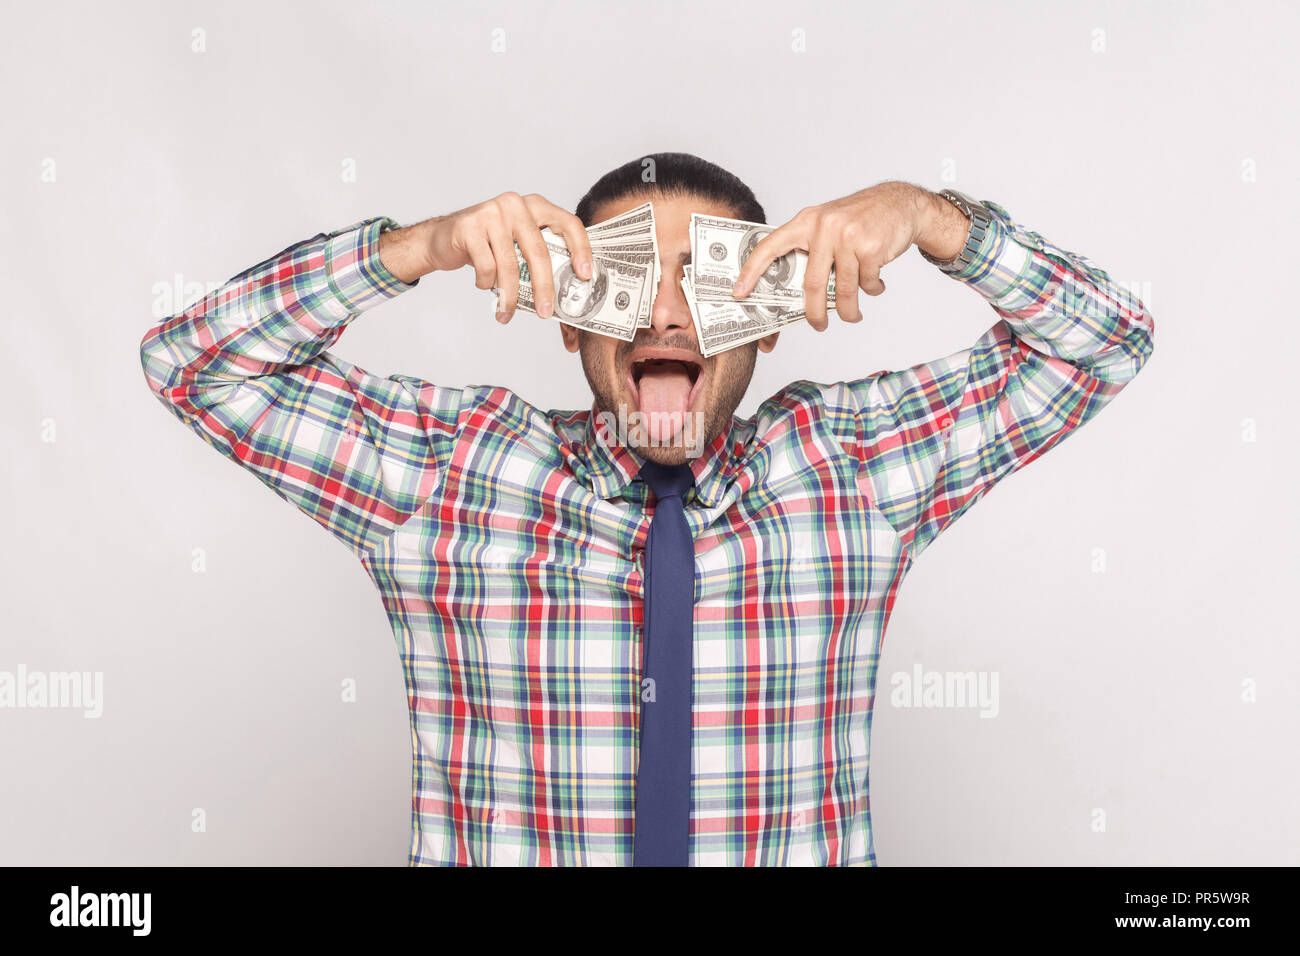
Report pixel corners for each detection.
[638,460,695,503]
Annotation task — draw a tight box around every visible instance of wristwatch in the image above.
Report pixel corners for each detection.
[918,189,992,273]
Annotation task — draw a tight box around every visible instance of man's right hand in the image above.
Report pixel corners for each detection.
[378,193,594,324]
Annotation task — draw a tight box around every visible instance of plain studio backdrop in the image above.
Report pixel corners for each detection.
[1,0,1296,866]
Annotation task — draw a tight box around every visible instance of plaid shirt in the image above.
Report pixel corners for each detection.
[139,200,1154,866]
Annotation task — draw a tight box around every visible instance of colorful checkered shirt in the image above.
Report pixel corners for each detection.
[139,200,1154,865]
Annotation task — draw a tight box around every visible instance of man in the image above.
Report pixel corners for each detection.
[138,152,1155,866]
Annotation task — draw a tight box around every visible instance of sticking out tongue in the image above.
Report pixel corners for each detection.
[637,362,693,443]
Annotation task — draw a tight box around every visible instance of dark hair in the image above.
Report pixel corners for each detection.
[575,151,766,227]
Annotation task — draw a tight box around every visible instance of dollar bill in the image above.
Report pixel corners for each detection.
[588,201,654,237]
[513,235,649,342]
[545,229,657,327]
[589,202,659,325]
[683,265,808,358]
[503,202,830,354]
[531,201,660,328]
[690,213,836,311]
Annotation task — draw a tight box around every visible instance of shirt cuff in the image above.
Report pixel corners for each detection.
[324,216,420,314]
[934,200,1033,303]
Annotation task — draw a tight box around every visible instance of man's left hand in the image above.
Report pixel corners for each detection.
[731,181,966,331]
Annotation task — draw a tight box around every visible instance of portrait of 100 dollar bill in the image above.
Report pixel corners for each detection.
[510,202,660,339]
[513,234,651,341]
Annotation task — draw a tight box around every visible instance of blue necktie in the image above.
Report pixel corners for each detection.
[632,459,696,867]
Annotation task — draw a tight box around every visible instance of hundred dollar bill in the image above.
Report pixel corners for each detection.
[594,252,658,325]
[683,265,808,358]
[588,202,657,252]
[587,201,659,325]
[588,200,654,236]
[690,213,836,311]
[514,236,649,342]
[543,229,657,328]
[595,250,657,327]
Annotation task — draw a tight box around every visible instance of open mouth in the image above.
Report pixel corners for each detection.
[631,358,701,386]
[627,356,705,411]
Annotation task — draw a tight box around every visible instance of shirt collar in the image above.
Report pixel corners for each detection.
[574,400,739,508]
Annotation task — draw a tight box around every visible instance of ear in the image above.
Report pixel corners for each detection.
[756,331,780,353]
[559,322,581,353]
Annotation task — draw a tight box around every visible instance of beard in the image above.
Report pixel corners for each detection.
[577,330,758,466]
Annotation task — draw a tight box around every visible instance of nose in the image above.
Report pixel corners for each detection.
[649,270,696,337]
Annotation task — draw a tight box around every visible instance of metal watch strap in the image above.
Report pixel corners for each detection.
[918,189,991,272]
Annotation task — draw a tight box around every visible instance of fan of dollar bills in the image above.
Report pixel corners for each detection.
[514,203,835,357]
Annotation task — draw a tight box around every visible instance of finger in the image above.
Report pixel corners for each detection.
[803,242,834,331]
[733,220,807,297]
[527,196,593,281]
[860,262,885,297]
[514,219,554,318]
[465,232,497,293]
[487,224,520,319]
[835,248,862,322]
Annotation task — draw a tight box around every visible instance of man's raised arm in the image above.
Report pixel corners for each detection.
[138,193,594,558]
[734,181,1155,562]
[842,193,1153,560]
[138,216,466,557]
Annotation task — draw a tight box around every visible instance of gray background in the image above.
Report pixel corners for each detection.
[2,0,1296,865]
